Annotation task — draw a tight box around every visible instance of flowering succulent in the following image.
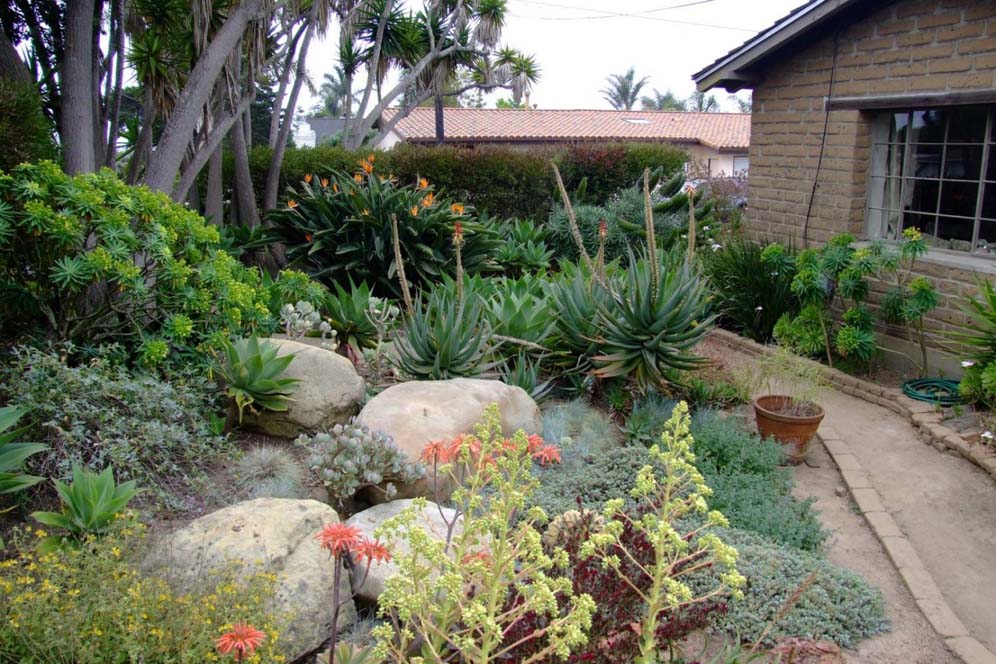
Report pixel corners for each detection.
[295,421,423,507]
[216,623,266,661]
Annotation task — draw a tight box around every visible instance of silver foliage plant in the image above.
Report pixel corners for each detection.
[294,421,424,507]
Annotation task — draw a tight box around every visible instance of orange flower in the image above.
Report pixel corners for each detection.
[354,173,363,183]
[448,433,481,460]
[304,173,313,184]
[532,444,562,466]
[450,202,465,215]
[315,523,363,557]
[354,538,392,565]
[421,192,435,208]
[332,182,339,193]
[287,199,298,209]
[453,221,464,245]
[418,177,429,189]
[305,233,313,243]
[362,208,371,216]
[215,623,266,659]
[321,177,330,188]
[526,434,545,455]
[410,205,420,217]
[360,158,374,174]
[367,153,375,163]
[461,550,492,566]
[420,439,452,464]
[599,219,608,239]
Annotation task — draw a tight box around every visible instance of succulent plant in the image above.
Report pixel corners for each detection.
[295,420,424,507]
[541,508,605,550]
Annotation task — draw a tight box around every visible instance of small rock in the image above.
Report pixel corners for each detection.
[834,486,848,498]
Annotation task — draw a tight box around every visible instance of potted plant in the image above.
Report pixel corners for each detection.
[740,347,828,464]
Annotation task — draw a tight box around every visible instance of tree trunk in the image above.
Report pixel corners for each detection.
[205,144,224,225]
[268,22,306,150]
[143,0,265,194]
[104,0,125,168]
[126,89,155,184]
[173,93,255,202]
[91,0,106,168]
[63,0,97,174]
[263,4,318,211]
[433,91,445,145]
[231,114,260,229]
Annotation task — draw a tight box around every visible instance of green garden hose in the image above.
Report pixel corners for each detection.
[901,378,962,406]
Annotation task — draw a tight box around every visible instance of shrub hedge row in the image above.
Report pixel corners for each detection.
[231,141,687,220]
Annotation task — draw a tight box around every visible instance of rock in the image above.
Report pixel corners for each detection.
[356,378,542,499]
[144,498,356,660]
[768,638,844,664]
[243,338,365,438]
[345,499,461,603]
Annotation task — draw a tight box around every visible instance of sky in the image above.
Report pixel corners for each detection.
[297,0,805,134]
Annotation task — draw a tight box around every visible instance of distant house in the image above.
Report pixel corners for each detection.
[377,107,751,177]
[693,0,996,370]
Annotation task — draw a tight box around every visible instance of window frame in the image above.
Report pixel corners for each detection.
[865,107,996,257]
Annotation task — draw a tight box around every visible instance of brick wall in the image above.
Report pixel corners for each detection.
[747,0,996,346]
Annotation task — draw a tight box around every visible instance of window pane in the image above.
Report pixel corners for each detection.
[891,112,910,144]
[910,144,942,179]
[987,145,996,182]
[936,215,975,249]
[939,180,979,217]
[910,109,946,143]
[982,182,996,219]
[943,145,983,180]
[947,108,989,143]
[977,217,996,254]
[903,212,937,237]
[906,178,940,214]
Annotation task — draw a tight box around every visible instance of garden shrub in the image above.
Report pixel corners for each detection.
[553,142,687,206]
[0,345,227,510]
[624,401,827,551]
[231,446,310,500]
[0,79,55,173]
[694,528,889,648]
[699,236,799,343]
[0,162,277,367]
[0,521,290,663]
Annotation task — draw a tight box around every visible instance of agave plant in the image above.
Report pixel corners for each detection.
[487,274,557,350]
[394,283,498,380]
[495,218,554,275]
[549,262,616,372]
[217,337,301,422]
[325,280,382,352]
[31,465,139,551]
[0,406,47,496]
[501,353,554,403]
[592,249,713,391]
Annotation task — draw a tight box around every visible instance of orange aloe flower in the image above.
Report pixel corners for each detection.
[450,202,465,215]
[526,434,546,455]
[304,173,313,184]
[354,538,392,565]
[215,623,266,659]
[532,444,562,466]
[287,199,298,209]
[599,219,608,239]
[321,177,330,188]
[315,523,364,557]
[420,439,452,464]
[421,192,435,208]
[418,177,429,189]
[410,205,420,217]
[448,433,481,460]
[453,221,464,245]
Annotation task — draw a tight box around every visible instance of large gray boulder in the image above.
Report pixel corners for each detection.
[144,498,356,660]
[243,338,364,438]
[356,378,542,500]
[345,499,461,603]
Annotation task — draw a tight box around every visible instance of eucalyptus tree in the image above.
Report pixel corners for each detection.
[600,67,649,111]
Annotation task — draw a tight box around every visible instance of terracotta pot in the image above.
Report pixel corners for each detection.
[753,394,825,465]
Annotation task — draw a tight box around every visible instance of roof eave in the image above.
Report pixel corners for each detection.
[693,0,863,92]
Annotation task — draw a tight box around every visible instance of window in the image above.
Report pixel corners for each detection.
[733,155,749,174]
[867,107,996,255]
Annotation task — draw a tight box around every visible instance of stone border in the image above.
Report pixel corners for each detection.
[819,426,996,664]
[708,328,996,481]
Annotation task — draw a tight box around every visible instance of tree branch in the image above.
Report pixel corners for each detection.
[173,92,256,201]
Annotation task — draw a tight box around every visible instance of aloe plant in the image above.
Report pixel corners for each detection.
[593,249,713,391]
[325,280,382,352]
[394,283,498,380]
[550,262,616,372]
[488,274,557,349]
[31,465,139,551]
[0,406,47,496]
[218,336,301,422]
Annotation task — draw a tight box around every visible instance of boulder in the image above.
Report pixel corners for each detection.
[345,499,461,602]
[144,498,356,660]
[356,378,542,499]
[243,338,365,438]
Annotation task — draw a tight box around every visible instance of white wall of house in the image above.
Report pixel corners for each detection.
[375,130,404,150]
[684,145,749,178]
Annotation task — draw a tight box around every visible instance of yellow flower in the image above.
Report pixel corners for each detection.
[353,173,363,183]
[421,192,435,208]
[410,205,419,216]
[418,177,429,189]
[450,202,465,215]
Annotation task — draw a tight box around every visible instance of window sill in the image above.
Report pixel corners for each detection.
[855,241,996,275]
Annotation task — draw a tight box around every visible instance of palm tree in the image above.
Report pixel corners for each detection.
[640,88,684,111]
[495,47,540,107]
[686,90,720,112]
[316,67,353,117]
[600,67,650,111]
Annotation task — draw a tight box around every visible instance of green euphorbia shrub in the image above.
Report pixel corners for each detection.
[0,161,276,366]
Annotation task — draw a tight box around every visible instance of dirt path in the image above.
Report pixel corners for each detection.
[790,439,957,663]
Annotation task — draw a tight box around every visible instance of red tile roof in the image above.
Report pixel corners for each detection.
[383,108,751,152]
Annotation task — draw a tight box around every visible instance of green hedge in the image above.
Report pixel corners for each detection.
[0,79,56,172]
[232,141,687,221]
